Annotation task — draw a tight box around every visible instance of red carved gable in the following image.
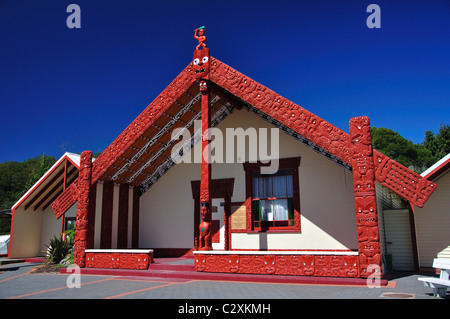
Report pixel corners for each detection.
[52,56,436,215]
[209,57,436,207]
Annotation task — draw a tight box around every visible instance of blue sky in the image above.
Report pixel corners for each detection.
[0,0,449,163]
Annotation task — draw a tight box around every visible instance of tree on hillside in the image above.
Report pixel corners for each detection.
[0,154,56,212]
[371,123,449,173]
[370,127,436,173]
[424,123,450,161]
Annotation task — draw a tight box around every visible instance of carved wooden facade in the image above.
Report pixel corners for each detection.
[50,29,436,278]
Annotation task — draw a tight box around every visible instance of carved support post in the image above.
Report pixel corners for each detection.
[199,79,212,250]
[193,26,212,251]
[74,150,92,267]
[349,117,382,278]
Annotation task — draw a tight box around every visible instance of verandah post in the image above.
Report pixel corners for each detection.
[74,150,92,267]
[349,116,382,278]
[193,26,212,250]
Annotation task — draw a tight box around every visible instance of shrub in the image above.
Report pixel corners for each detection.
[45,234,73,264]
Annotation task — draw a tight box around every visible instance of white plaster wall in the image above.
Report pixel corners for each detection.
[111,184,120,248]
[9,207,43,258]
[415,171,450,267]
[94,182,103,248]
[139,108,358,251]
[39,203,76,254]
[139,161,199,249]
[10,203,76,258]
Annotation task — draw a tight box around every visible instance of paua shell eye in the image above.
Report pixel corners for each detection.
[193,58,200,65]
[202,56,209,63]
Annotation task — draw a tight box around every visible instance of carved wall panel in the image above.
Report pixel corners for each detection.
[52,180,78,218]
[85,252,150,269]
[194,253,360,278]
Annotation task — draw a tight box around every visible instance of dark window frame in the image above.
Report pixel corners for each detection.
[243,157,301,232]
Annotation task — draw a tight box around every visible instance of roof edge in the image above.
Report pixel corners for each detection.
[421,153,450,180]
[11,152,81,211]
[90,63,195,184]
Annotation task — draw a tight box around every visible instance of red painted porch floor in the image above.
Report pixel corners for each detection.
[61,256,389,287]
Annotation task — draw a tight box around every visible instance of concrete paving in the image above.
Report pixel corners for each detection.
[1,260,447,301]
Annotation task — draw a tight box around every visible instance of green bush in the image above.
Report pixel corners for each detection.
[45,234,73,265]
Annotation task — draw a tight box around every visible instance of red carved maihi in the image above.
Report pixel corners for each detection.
[208,57,436,207]
[89,63,194,186]
[349,117,382,278]
[74,151,92,268]
[52,181,78,219]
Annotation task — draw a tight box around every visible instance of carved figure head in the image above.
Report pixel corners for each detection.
[359,241,380,258]
[195,257,206,271]
[227,255,240,273]
[263,255,276,274]
[193,47,210,80]
[200,205,209,221]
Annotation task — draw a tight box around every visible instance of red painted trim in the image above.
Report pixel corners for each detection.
[117,184,129,249]
[100,181,114,249]
[7,208,15,259]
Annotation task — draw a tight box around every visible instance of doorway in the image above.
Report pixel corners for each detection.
[383,208,417,271]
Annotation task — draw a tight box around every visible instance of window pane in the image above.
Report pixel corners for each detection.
[260,200,273,221]
[288,198,294,220]
[273,175,287,197]
[259,177,272,198]
[253,177,259,198]
[273,199,288,220]
[286,175,293,197]
[252,200,260,222]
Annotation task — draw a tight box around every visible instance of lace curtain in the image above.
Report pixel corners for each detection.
[253,175,293,221]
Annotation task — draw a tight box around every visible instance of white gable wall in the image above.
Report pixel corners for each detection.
[415,170,450,268]
[139,109,358,251]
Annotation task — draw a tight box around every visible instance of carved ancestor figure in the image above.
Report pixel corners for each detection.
[194,26,207,50]
[193,27,210,80]
[198,205,212,250]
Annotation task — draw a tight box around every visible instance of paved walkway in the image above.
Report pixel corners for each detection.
[1,260,447,301]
